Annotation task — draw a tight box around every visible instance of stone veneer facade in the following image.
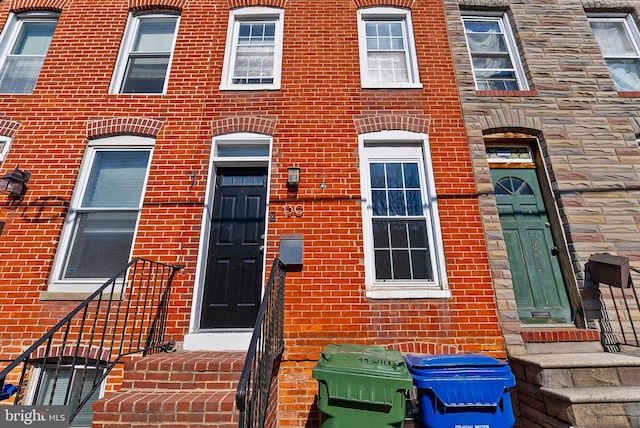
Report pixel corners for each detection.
[442,0,640,354]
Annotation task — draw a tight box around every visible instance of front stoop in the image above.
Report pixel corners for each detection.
[510,352,640,428]
[92,351,246,428]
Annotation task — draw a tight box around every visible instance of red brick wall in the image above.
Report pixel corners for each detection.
[0,0,505,425]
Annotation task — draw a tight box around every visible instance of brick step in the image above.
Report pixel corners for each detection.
[541,386,640,428]
[92,351,246,428]
[122,351,245,390]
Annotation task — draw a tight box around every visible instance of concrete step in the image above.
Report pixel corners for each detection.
[510,352,640,388]
[541,387,640,428]
[510,352,640,428]
[92,351,246,428]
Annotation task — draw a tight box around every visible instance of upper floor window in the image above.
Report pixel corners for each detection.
[589,14,640,92]
[0,136,12,161]
[462,12,528,91]
[0,11,58,94]
[220,7,284,90]
[49,136,154,292]
[110,12,179,94]
[358,131,448,299]
[357,7,421,88]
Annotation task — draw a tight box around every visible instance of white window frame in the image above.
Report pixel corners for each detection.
[184,132,272,351]
[0,136,12,161]
[358,131,448,299]
[357,7,421,89]
[26,364,105,428]
[588,14,640,92]
[219,7,284,91]
[109,12,180,94]
[461,12,529,91]
[0,11,59,94]
[48,136,154,293]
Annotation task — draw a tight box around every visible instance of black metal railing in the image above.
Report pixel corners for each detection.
[236,258,287,428]
[600,266,640,351]
[0,258,182,423]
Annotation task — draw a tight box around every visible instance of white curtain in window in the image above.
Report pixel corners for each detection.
[591,21,636,56]
[81,151,149,208]
[133,18,177,53]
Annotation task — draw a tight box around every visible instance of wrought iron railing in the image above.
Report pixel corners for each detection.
[599,266,640,351]
[236,258,287,428]
[0,258,182,423]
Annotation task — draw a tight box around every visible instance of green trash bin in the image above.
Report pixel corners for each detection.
[312,343,414,428]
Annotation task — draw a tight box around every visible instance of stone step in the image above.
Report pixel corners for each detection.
[540,386,640,428]
[510,352,640,388]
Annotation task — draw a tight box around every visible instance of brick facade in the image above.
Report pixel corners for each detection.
[0,0,505,425]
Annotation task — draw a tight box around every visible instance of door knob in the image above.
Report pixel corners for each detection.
[551,247,559,256]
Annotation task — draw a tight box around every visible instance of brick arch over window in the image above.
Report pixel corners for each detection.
[212,115,278,137]
[384,341,459,355]
[9,0,67,12]
[353,113,430,135]
[0,119,20,138]
[87,117,165,139]
[226,0,287,8]
[354,0,414,8]
[478,105,543,133]
[129,0,186,12]
[32,345,111,364]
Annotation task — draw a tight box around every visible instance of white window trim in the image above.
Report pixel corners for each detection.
[0,11,59,94]
[25,364,105,428]
[357,7,422,89]
[109,12,180,94]
[358,130,448,299]
[185,133,272,351]
[588,13,640,91]
[219,7,284,91]
[461,11,529,91]
[48,135,155,293]
[0,136,12,161]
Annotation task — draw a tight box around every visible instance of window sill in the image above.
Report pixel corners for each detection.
[361,82,423,90]
[366,287,451,299]
[40,291,122,301]
[475,90,537,97]
[219,84,281,91]
[618,91,640,97]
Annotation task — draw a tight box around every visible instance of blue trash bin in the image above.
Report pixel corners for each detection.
[404,354,516,428]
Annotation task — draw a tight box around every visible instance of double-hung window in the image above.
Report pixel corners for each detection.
[359,132,447,299]
[50,136,153,291]
[34,365,103,427]
[110,12,179,94]
[220,7,284,90]
[0,11,58,94]
[357,7,421,88]
[589,14,640,92]
[462,12,528,90]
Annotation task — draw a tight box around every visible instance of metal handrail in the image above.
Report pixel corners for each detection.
[0,258,182,423]
[236,258,287,428]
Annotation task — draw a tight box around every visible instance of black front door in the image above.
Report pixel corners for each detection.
[200,167,267,329]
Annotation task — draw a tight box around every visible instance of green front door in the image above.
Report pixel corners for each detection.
[491,168,571,324]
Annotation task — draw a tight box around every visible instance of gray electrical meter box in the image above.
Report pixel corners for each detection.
[280,234,303,269]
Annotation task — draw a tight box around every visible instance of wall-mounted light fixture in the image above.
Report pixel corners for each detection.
[287,167,300,188]
[0,166,31,198]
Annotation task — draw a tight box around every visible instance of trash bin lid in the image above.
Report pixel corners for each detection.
[314,343,410,379]
[312,343,413,408]
[404,354,515,408]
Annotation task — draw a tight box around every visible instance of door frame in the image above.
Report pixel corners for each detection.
[185,133,273,351]
[486,136,585,328]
